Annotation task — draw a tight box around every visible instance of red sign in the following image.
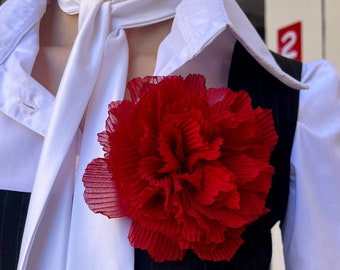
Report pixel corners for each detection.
[278,21,302,61]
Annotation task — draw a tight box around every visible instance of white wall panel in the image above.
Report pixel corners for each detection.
[325,0,340,72]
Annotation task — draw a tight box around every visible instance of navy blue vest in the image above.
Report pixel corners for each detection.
[0,190,30,270]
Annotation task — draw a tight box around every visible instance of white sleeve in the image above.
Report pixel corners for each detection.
[283,59,340,269]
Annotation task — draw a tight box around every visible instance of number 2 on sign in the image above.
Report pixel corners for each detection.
[278,21,302,61]
[280,30,298,59]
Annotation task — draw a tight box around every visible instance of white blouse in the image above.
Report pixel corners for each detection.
[0,0,340,269]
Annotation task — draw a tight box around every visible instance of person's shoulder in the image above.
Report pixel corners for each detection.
[301,59,339,97]
[302,59,339,84]
[298,59,340,127]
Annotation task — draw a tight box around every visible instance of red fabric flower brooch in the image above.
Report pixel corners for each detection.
[82,74,278,262]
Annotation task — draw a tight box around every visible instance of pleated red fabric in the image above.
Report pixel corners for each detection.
[82,74,278,262]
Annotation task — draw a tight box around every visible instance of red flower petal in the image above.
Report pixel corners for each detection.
[129,221,185,262]
[83,158,125,218]
[192,233,244,261]
[193,161,237,207]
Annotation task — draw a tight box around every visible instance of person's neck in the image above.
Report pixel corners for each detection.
[39,2,78,48]
[125,19,173,58]
[31,2,78,96]
[125,19,173,84]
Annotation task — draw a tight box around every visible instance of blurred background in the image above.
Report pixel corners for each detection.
[240,0,340,74]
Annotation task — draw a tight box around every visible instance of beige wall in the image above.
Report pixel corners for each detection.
[325,0,340,72]
[265,0,323,62]
[265,0,340,75]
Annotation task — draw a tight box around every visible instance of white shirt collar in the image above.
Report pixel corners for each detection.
[155,0,308,90]
[0,0,46,65]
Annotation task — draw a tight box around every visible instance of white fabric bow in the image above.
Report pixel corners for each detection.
[19,0,180,269]
[61,0,180,268]
[58,0,180,27]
